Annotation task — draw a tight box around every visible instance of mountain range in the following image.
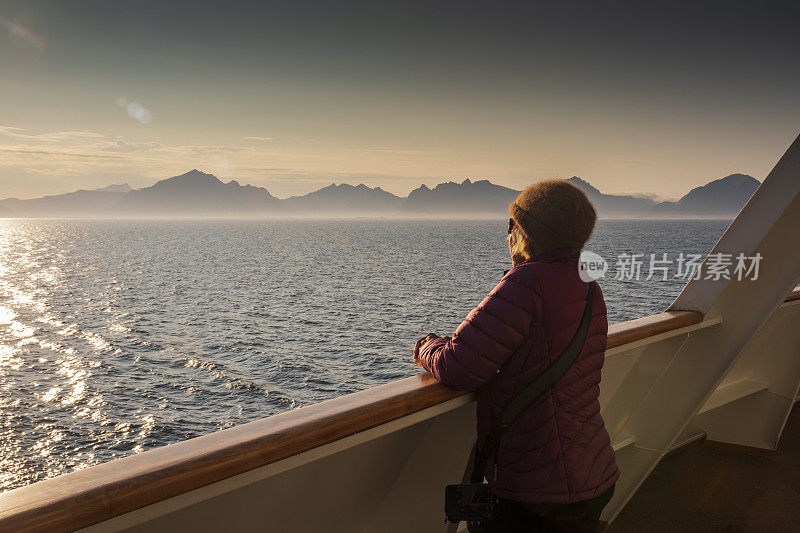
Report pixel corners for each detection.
[651,174,761,215]
[116,170,280,215]
[283,182,402,215]
[403,179,520,215]
[0,169,761,218]
[0,185,132,217]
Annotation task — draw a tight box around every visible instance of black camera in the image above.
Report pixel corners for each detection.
[444,482,498,531]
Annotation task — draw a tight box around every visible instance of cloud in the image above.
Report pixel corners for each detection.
[181,144,247,154]
[0,146,128,159]
[0,126,104,142]
[242,136,274,141]
[41,132,105,141]
[92,141,166,152]
[600,158,660,168]
[360,148,442,155]
[0,129,261,190]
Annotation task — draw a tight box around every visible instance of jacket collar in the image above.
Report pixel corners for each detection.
[530,247,581,264]
[504,247,581,276]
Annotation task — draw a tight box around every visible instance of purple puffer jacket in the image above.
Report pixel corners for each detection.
[418,248,619,504]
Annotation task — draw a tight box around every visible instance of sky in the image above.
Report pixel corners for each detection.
[1,0,799,200]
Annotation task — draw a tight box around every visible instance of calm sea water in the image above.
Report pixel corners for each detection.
[0,218,730,491]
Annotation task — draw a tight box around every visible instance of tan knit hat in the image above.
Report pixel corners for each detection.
[509,179,596,254]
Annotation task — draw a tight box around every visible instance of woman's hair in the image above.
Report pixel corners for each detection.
[509,224,535,264]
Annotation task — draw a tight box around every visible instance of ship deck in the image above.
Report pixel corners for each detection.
[607,403,800,532]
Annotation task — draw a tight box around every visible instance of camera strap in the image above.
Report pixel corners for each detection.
[444,443,480,533]
[445,283,594,530]
[471,282,594,483]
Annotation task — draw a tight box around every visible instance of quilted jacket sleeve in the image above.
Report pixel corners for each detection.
[418,268,538,391]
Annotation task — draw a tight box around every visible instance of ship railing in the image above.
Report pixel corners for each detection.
[0,288,798,532]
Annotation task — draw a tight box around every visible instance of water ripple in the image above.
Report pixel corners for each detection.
[0,218,729,492]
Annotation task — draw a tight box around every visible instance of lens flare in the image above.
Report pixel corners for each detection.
[1,16,47,54]
[125,102,153,124]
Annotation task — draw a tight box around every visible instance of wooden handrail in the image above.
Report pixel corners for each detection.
[786,287,800,303]
[1,289,798,532]
[607,311,703,348]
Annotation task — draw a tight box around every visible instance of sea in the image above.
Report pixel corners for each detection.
[0,218,731,492]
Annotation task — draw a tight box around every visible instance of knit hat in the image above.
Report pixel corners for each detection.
[508,179,596,254]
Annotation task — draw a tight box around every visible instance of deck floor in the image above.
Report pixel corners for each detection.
[607,404,800,532]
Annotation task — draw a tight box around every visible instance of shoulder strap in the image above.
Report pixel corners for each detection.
[470,282,594,482]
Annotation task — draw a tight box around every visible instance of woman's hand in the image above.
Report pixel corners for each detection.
[413,333,439,367]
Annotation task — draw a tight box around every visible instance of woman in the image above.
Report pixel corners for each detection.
[414,180,618,532]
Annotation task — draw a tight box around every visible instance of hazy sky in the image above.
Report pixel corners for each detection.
[1,0,799,200]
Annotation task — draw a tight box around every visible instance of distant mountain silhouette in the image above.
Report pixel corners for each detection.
[115,170,280,216]
[95,183,133,193]
[567,177,658,216]
[0,170,762,218]
[566,177,602,196]
[654,174,761,216]
[404,178,518,215]
[284,183,402,215]
[0,187,128,217]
